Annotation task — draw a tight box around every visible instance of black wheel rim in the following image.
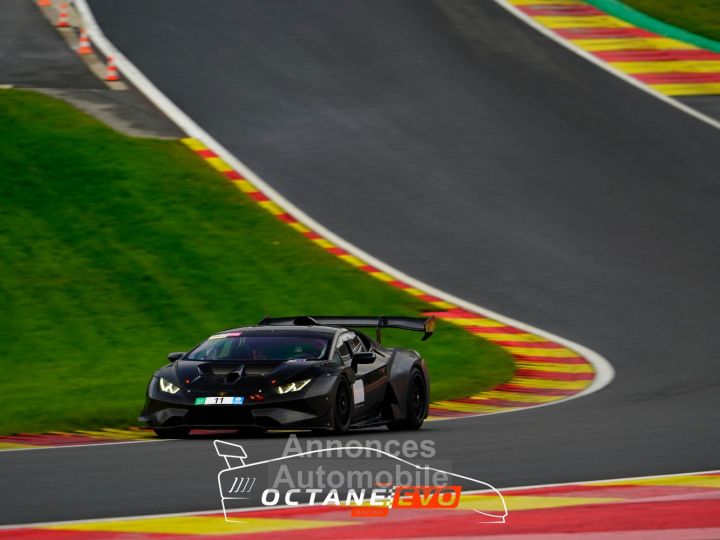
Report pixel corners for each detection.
[411,374,426,421]
[337,384,351,426]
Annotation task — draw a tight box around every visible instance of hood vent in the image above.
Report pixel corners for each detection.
[193,361,283,380]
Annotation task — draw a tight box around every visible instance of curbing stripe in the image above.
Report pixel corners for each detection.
[534,15,633,28]
[493,384,578,395]
[514,369,595,381]
[515,361,595,373]
[584,0,720,53]
[505,0,720,96]
[479,390,563,402]
[472,333,548,342]
[569,37,697,51]
[649,82,720,95]
[609,60,720,74]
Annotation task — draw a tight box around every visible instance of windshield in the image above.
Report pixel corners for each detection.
[187,332,331,362]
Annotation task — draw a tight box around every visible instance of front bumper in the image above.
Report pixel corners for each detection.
[139,377,336,430]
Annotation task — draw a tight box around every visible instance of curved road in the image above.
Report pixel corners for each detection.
[3,0,720,525]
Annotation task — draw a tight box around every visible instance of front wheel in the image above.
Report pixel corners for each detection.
[153,427,190,439]
[388,369,427,431]
[332,379,353,433]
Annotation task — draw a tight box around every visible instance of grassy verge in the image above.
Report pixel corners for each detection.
[621,0,720,43]
[0,89,514,435]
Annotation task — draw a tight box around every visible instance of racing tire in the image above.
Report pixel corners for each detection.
[153,427,190,439]
[388,369,427,431]
[332,379,353,434]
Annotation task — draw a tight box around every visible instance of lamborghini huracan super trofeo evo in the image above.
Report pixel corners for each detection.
[139,316,435,437]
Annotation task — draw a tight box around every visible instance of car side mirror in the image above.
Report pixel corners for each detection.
[167,352,185,362]
[351,351,376,370]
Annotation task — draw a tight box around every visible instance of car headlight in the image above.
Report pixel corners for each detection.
[159,377,180,395]
[276,378,312,394]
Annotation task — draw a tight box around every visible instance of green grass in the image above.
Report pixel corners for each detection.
[0,89,514,435]
[622,0,720,42]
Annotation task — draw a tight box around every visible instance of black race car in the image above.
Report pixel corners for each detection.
[139,316,434,438]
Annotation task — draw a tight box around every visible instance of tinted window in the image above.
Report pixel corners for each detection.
[188,333,331,361]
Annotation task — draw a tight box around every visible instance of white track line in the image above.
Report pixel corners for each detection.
[1,467,717,530]
[493,0,720,132]
[72,0,614,410]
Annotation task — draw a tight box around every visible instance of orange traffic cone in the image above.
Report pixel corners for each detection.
[37,0,53,7]
[105,56,120,81]
[76,29,93,55]
[55,2,70,27]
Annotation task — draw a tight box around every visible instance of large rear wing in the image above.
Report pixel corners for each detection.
[257,315,436,343]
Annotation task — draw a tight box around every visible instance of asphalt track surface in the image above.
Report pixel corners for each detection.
[3,0,720,526]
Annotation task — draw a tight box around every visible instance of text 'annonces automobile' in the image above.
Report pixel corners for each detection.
[139,316,435,438]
